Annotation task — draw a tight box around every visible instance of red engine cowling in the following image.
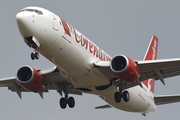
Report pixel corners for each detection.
[110,55,140,82]
[16,66,46,93]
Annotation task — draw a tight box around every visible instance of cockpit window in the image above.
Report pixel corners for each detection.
[26,9,35,12]
[35,10,43,15]
[20,9,43,15]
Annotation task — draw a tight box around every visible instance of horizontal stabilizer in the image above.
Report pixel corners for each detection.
[95,104,112,109]
[154,95,180,105]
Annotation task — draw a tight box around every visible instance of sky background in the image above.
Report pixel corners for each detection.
[0,0,180,120]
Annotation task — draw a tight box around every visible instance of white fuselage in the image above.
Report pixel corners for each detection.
[16,6,156,115]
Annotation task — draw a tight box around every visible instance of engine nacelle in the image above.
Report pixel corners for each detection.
[110,55,140,82]
[16,66,46,93]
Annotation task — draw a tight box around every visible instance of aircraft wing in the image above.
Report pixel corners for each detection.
[154,95,180,105]
[137,58,180,83]
[0,67,82,99]
[94,58,180,85]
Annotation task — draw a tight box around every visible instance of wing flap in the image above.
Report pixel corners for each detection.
[154,95,180,105]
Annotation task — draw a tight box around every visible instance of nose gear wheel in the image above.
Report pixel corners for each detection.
[31,51,39,60]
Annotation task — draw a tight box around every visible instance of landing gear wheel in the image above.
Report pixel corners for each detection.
[68,97,75,108]
[31,51,39,60]
[31,52,35,60]
[35,52,39,59]
[123,91,130,102]
[60,98,67,109]
[114,92,122,103]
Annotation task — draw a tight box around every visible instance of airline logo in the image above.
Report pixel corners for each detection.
[59,17,111,61]
[152,39,157,60]
[60,18,71,37]
[144,35,158,60]
[142,35,158,93]
[147,78,155,93]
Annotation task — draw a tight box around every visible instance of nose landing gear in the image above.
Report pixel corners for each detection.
[31,51,39,60]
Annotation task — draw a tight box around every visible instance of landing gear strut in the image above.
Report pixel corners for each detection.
[59,90,75,109]
[31,51,39,60]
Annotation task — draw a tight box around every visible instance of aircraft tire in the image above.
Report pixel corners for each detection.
[35,52,39,59]
[60,98,67,109]
[114,92,121,103]
[68,97,75,108]
[123,91,130,102]
[31,52,35,60]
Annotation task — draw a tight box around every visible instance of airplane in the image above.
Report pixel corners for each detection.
[1,6,180,116]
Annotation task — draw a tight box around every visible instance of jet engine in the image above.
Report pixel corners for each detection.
[110,55,140,82]
[16,66,46,93]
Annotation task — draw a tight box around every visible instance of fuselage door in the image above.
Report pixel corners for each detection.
[52,16,58,31]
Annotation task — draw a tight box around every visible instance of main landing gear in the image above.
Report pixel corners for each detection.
[31,51,39,60]
[59,91,75,109]
[60,97,75,109]
[114,90,130,103]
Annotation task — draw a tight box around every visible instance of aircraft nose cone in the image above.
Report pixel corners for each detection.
[16,12,33,37]
[16,12,24,23]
